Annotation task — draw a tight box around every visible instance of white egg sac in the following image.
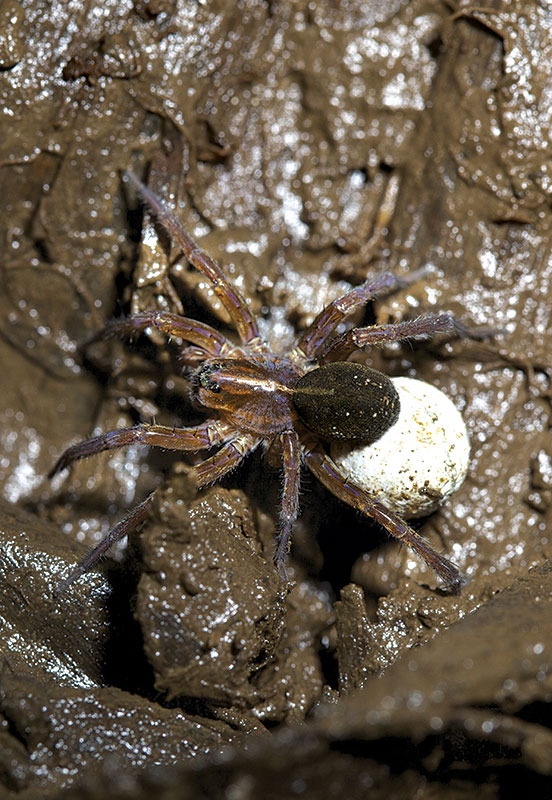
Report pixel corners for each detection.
[330,377,470,519]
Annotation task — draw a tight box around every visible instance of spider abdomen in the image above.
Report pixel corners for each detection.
[292,362,400,444]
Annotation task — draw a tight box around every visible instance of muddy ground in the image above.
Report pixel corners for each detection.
[1,1,552,797]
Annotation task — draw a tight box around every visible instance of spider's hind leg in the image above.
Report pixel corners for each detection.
[273,431,302,579]
[303,440,463,593]
[54,492,156,596]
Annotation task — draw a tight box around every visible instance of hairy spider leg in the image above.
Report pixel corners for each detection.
[87,310,231,357]
[49,419,233,477]
[295,269,426,360]
[194,433,262,488]
[53,425,256,595]
[125,171,261,345]
[320,312,494,362]
[302,439,463,592]
[54,492,156,596]
[320,312,457,363]
[273,430,302,577]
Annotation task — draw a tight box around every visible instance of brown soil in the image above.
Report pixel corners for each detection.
[1,2,552,797]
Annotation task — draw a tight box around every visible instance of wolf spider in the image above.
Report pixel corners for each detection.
[51,171,472,595]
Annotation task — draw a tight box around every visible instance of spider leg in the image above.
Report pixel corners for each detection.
[320,312,494,362]
[302,439,463,592]
[54,492,156,596]
[296,269,426,360]
[87,310,231,356]
[193,433,262,488]
[49,419,233,477]
[273,430,302,578]
[125,171,261,345]
[54,432,261,595]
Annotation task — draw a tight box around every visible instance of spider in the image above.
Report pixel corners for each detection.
[50,171,473,596]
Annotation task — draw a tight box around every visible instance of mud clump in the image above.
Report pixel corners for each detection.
[2,2,552,798]
[134,474,330,719]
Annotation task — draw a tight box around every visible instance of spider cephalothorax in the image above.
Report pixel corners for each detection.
[50,171,473,595]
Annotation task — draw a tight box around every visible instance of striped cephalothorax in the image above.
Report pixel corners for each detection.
[50,172,475,595]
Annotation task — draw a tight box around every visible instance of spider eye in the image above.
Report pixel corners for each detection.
[197,363,222,393]
[199,373,221,393]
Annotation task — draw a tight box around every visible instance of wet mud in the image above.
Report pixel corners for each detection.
[1,1,552,797]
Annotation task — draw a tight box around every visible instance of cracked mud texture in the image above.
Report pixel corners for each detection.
[1,1,552,797]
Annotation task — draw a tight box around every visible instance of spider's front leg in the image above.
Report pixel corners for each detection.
[125,171,261,346]
[52,425,260,595]
[302,440,463,592]
[49,420,233,477]
[295,269,426,360]
[321,312,496,362]
[50,418,235,594]
[86,310,230,357]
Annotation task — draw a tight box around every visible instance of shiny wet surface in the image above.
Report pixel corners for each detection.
[1,1,552,797]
